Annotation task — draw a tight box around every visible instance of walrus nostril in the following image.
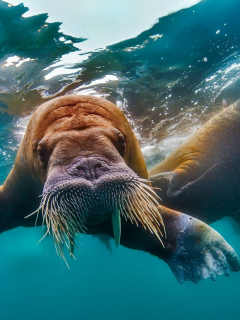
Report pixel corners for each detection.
[73,165,89,179]
[89,159,110,179]
[92,163,102,179]
[70,158,109,180]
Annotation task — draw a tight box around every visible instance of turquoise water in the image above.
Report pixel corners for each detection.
[0,222,240,319]
[1,0,240,319]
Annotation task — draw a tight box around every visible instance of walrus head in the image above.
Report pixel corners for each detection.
[19,95,164,259]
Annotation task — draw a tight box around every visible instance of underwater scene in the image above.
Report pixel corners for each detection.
[1,0,240,319]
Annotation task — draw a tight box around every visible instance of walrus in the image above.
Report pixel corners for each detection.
[0,95,239,283]
[149,101,240,225]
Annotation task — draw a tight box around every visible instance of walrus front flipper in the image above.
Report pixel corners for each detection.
[150,159,240,223]
[161,206,240,283]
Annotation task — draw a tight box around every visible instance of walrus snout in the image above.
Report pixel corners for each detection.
[44,154,132,194]
[67,157,111,180]
[39,161,164,256]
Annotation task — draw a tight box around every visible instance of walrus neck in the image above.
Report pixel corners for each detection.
[0,184,17,232]
[0,166,43,233]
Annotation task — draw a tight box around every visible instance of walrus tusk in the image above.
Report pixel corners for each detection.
[112,210,121,247]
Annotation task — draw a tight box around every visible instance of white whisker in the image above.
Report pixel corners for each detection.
[26,174,165,263]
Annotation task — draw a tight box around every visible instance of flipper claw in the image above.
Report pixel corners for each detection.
[163,212,240,283]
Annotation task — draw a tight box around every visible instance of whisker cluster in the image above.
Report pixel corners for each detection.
[27,176,165,263]
[120,178,166,243]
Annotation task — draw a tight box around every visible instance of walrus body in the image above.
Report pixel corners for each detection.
[0,95,239,283]
[149,103,240,225]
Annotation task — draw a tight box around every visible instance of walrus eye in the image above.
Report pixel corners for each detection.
[118,133,126,156]
[37,145,47,163]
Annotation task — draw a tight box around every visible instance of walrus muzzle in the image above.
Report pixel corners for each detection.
[28,127,165,260]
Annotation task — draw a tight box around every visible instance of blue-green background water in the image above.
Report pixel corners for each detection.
[1,0,240,319]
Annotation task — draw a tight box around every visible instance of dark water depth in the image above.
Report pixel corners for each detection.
[0,0,240,319]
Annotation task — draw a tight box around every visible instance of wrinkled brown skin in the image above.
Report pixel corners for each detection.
[0,95,147,230]
[149,103,240,224]
[0,95,239,284]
